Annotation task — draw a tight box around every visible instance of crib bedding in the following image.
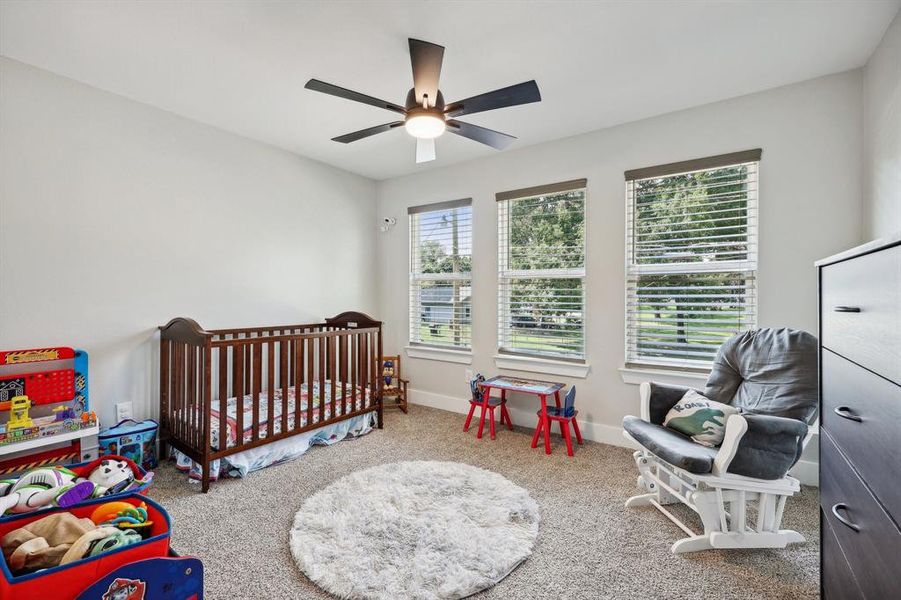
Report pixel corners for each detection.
[173,380,375,481]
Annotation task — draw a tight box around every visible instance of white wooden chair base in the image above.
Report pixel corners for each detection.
[625,448,806,554]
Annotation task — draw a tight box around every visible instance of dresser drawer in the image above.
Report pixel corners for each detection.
[821,244,900,383]
[822,349,901,518]
[820,430,901,599]
[822,510,864,600]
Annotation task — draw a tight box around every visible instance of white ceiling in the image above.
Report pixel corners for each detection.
[1,1,898,180]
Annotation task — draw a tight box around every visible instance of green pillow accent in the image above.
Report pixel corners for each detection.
[663,390,740,447]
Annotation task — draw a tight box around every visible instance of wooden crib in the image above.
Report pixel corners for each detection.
[159,311,383,492]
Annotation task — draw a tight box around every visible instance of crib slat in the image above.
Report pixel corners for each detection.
[329,335,337,418]
[351,332,358,406]
[295,338,303,430]
[339,334,347,416]
[306,336,314,427]
[234,344,244,447]
[267,341,275,438]
[363,333,370,408]
[218,346,227,453]
[318,335,326,423]
[173,343,182,446]
[280,339,289,435]
[252,342,262,442]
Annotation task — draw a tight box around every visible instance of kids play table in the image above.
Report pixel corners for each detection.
[479,376,565,455]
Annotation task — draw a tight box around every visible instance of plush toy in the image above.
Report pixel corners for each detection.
[0,457,147,516]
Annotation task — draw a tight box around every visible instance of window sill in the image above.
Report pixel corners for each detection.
[619,366,708,388]
[405,345,472,364]
[494,354,590,378]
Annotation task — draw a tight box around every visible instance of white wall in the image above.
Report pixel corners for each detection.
[863,9,901,240]
[0,58,378,424]
[376,71,864,479]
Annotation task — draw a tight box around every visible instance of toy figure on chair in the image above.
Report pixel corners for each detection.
[381,356,408,413]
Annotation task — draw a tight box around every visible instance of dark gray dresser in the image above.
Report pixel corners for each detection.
[817,233,901,599]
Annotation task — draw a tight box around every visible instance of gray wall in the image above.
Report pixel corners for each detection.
[0,58,379,424]
[376,71,865,481]
[863,9,901,240]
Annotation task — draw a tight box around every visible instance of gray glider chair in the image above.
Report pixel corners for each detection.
[622,328,818,553]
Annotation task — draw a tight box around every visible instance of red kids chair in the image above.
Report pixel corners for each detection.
[463,374,512,440]
[532,385,583,456]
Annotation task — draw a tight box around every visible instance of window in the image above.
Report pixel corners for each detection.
[409,199,472,349]
[497,179,586,361]
[625,149,760,369]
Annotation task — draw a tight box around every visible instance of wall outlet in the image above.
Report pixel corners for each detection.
[115,401,133,422]
[465,369,473,382]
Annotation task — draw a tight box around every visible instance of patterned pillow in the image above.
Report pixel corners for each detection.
[663,390,740,447]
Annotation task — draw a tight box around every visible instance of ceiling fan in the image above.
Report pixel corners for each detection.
[305,38,541,163]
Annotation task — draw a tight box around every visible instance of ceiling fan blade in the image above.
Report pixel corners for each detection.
[444,80,541,118]
[305,79,406,115]
[446,120,516,150]
[409,39,444,108]
[416,137,436,163]
[332,121,404,144]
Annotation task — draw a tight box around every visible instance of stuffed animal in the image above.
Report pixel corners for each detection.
[0,458,143,516]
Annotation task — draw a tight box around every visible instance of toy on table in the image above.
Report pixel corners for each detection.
[380,355,408,413]
[0,457,152,516]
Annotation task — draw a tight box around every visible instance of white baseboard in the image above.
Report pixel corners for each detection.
[408,387,819,487]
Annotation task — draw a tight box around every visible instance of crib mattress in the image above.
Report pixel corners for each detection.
[209,380,373,450]
[174,380,375,481]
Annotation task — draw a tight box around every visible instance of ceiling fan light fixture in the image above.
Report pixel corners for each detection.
[404,110,446,139]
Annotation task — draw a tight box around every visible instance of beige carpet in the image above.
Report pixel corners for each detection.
[149,404,819,599]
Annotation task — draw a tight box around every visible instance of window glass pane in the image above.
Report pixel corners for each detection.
[498,186,586,360]
[625,159,758,368]
[410,203,472,349]
[627,271,756,367]
[632,165,754,264]
[500,277,584,358]
[507,191,584,270]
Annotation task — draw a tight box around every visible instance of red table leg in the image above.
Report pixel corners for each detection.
[500,389,513,430]
[540,394,552,454]
[530,417,543,448]
[489,406,497,439]
[476,387,490,439]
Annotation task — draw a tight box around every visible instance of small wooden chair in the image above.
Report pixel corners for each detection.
[532,386,583,456]
[381,355,408,413]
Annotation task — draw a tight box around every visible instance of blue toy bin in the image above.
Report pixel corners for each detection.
[0,454,153,524]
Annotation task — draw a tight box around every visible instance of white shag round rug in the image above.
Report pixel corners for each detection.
[290,460,540,600]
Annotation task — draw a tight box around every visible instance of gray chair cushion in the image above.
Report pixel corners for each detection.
[727,414,809,480]
[623,416,717,474]
[705,328,818,423]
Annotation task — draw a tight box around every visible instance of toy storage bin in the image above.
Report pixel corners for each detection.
[0,455,152,524]
[0,494,170,600]
[99,420,159,471]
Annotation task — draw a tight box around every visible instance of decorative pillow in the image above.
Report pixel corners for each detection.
[663,390,740,447]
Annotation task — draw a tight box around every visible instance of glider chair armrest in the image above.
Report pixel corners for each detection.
[639,382,700,424]
[713,414,809,479]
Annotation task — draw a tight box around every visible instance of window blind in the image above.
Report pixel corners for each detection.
[409,200,472,349]
[625,153,759,368]
[497,182,586,360]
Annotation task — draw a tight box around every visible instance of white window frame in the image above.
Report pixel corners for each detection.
[496,179,587,365]
[624,150,760,371]
[408,199,473,353]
